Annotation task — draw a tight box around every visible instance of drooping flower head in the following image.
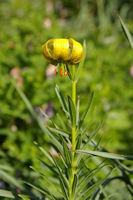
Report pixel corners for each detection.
[42,38,84,76]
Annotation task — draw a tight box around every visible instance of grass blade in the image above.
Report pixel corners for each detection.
[117,13,133,48]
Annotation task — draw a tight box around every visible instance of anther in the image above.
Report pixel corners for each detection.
[60,67,63,76]
[64,69,68,76]
[54,68,58,75]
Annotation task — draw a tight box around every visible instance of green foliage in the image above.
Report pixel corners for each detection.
[4,71,132,199]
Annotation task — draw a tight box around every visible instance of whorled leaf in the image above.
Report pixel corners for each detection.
[76,150,133,160]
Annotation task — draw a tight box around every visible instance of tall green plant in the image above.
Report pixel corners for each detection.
[0,38,133,200]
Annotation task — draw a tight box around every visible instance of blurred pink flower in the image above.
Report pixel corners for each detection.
[46,64,57,79]
[10,67,23,87]
[43,18,52,29]
[10,67,20,79]
[130,66,133,77]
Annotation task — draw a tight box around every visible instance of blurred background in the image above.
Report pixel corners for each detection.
[0,0,133,198]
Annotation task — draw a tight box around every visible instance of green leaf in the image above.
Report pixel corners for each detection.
[76,96,80,127]
[51,156,69,200]
[56,113,67,130]
[66,65,72,80]
[38,146,55,165]
[117,13,133,48]
[25,182,56,200]
[84,122,103,145]
[48,127,70,138]
[0,170,23,189]
[0,189,15,199]
[62,138,71,166]
[0,165,13,172]
[55,84,69,115]
[77,164,107,194]
[79,92,94,128]
[81,170,113,199]
[39,159,57,175]
[19,194,31,200]
[76,134,82,150]
[68,96,76,127]
[75,134,82,161]
[30,166,63,197]
[76,150,133,160]
[72,174,78,199]
[77,121,102,164]
[75,40,86,81]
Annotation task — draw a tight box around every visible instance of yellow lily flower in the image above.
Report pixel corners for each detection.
[42,38,84,65]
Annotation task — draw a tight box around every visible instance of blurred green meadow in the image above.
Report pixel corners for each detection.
[0,0,133,199]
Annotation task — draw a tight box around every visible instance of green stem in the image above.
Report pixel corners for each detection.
[69,65,77,200]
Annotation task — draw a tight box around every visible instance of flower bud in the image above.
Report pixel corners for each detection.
[42,38,84,65]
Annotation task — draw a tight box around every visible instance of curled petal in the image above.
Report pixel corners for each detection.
[68,38,84,64]
[52,39,69,60]
[42,38,84,65]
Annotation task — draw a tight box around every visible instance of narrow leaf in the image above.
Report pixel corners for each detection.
[77,164,108,194]
[66,65,72,80]
[0,190,15,199]
[56,113,67,130]
[82,170,113,199]
[79,92,94,128]
[68,96,76,126]
[76,134,82,150]
[0,170,23,189]
[62,138,71,166]
[76,96,80,127]
[76,150,133,160]
[117,13,133,48]
[72,174,78,199]
[51,156,69,200]
[25,182,56,200]
[38,146,55,165]
[55,84,68,114]
[19,194,31,200]
[48,127,69,138]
